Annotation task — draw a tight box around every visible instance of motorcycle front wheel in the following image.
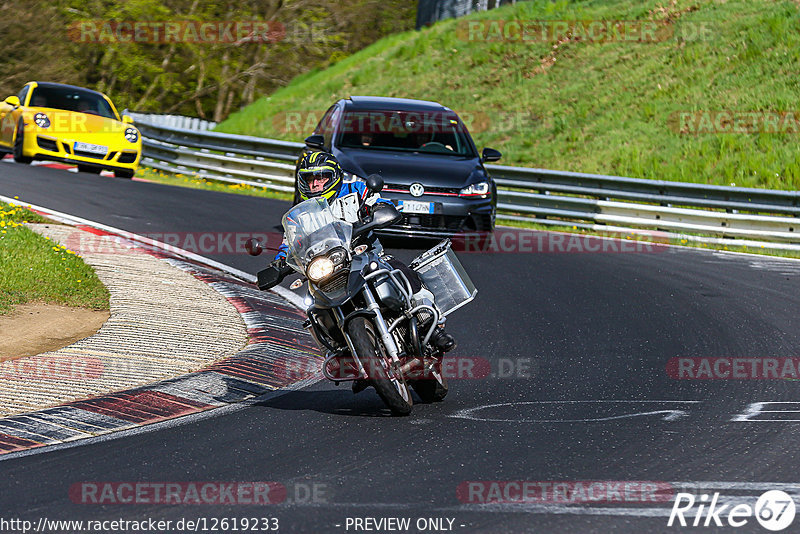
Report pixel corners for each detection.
[347,317,413,416]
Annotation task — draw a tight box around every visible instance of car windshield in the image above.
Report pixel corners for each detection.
[28,86,117,120]
[336,109,476,157]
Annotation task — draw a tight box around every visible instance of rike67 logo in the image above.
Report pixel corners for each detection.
[668,490,796,531]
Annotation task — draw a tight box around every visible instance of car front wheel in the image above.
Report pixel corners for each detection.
[13,120,32,164]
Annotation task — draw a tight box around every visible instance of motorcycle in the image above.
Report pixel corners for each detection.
[246,175,477,415]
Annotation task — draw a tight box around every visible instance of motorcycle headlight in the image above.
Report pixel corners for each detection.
[33,113,50,129]
[328,248,347,265]
[125,127,139,143]
[307,256,334,283]
[459,181,490,198]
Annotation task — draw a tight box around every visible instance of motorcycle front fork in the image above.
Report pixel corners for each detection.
[332,286,403,379]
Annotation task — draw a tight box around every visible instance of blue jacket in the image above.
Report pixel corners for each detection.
[275,181,392,260]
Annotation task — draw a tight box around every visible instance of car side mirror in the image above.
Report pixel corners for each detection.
[481,147,502,163]
[122,115,134,124]
[4,96,20,108]
[304,134,325,150]
[365,174,384,193]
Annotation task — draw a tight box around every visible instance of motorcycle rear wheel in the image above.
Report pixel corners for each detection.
[347,317,413,416]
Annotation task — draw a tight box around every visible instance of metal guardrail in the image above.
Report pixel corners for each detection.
[125,111,217,131]
[131,114,800,249]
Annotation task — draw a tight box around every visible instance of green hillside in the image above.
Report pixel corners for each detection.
[216,0,800,190]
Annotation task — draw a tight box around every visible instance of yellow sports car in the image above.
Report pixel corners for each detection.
[0,81,141,178]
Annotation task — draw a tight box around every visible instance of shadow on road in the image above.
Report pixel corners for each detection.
[256,389,404,418]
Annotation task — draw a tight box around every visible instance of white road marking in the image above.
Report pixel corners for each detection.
[449,400,702,423]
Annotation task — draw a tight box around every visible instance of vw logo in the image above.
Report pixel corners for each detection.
[409,183,425,197]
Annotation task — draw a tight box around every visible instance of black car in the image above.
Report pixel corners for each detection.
[294,96,501,236]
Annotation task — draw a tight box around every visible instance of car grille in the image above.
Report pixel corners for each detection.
[118,151,137,164]
[73,150,106,160]
[36,137,58,152]
[106,151,117,161]
[319,272,347,293]
[399,214,465,231]
[384,183,460,196]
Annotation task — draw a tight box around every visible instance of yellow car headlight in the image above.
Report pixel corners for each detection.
[34,113,50,129]
[307,256,334,283]
[124,127,139,143]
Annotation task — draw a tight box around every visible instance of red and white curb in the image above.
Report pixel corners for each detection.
[2,153,113,176]
[0,196,320,455]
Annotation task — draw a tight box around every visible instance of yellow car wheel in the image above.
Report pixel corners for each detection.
[115,169,135,179]
[13,120,32,164]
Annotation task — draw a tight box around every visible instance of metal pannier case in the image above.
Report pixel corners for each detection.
[409,239,477,316]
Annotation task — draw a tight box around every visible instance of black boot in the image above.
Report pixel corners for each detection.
[429,326,456,353]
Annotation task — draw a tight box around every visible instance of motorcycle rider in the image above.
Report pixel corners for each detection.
[274,151,456,361]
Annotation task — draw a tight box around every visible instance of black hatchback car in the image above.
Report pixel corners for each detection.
[294,96,501,236]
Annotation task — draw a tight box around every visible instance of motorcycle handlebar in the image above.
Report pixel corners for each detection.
[256,260,294,291]
[353,203,401,238]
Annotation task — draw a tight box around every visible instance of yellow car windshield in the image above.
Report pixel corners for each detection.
[29,86,116,120]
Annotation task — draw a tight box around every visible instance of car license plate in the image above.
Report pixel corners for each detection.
[399,200,433,214]
[73,141,108,155]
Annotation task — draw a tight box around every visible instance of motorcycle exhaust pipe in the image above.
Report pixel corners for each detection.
[397,357,424,377]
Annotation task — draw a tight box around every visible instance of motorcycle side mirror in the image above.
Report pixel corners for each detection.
[366,174,384,193]
[245,238,263,256]
[353,203,401,238]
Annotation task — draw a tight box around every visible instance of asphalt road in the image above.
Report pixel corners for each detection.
[3,162,800,533]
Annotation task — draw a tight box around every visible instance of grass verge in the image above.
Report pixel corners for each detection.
[0,202,110,314]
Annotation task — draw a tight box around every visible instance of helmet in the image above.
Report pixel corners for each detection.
[296,151,343,202]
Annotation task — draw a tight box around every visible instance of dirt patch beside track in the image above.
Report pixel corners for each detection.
[0,303,109,360]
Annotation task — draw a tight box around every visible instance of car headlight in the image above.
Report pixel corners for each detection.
[124,127,139,143]
[459,181,490,197]
[33,113,50,129]
[307,256,334,283]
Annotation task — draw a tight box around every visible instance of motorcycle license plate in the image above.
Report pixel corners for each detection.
[399,200,434,214]
[74,141,108,155]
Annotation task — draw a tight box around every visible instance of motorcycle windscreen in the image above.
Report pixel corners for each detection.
[281,197,353,271]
